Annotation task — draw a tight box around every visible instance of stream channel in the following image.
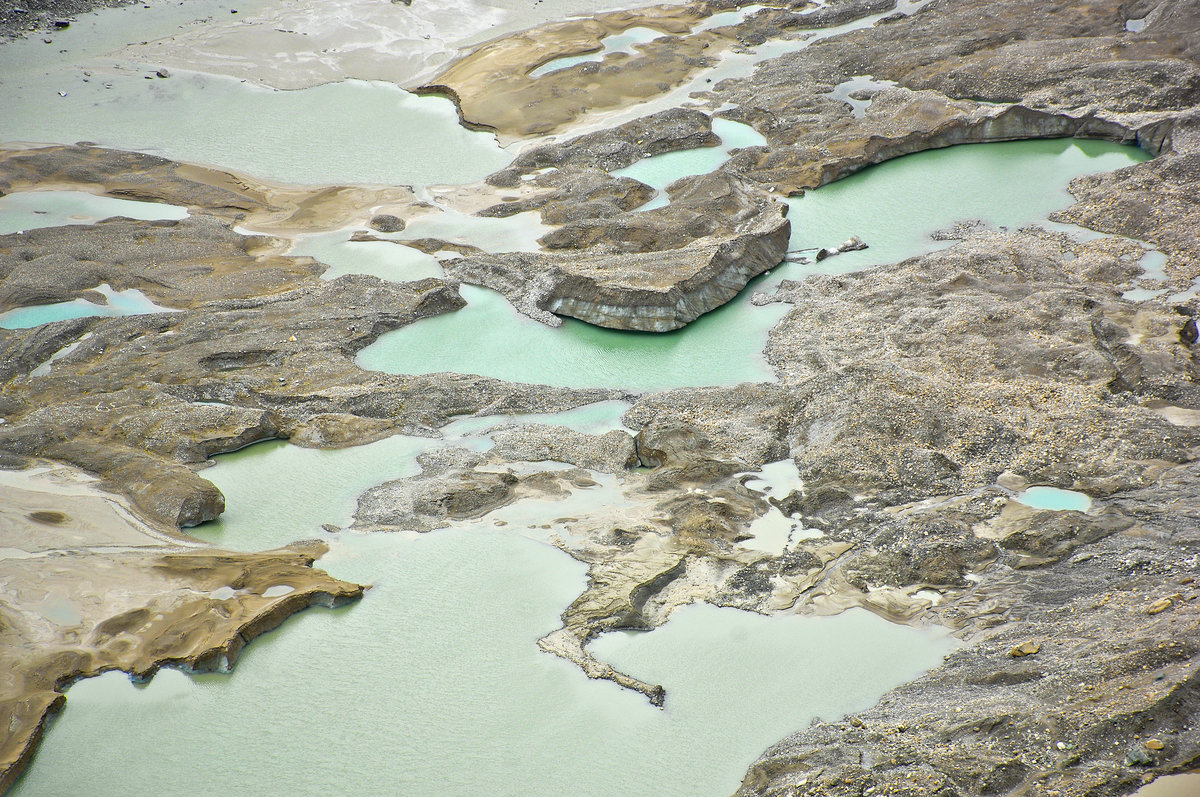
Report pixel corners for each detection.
[0,0,1159,793]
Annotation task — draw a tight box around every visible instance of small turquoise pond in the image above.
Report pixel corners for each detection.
[0,190,188,235]
[0,284,174,329]
[1014,486,1093,512]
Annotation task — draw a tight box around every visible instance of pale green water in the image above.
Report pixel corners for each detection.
[529,25,666,78]
[13,433,954,797]
[693,5,767,31]
[294,230,448,282]
[190,401,631,543]
[0,71,510,186]
[0,0,510,187]
[784,138,1150,272]
[738,459,816,554]
[0,284,174,329]
[1014,486,1093,512]
[359,283,791,390]
[357,139,1149,390]
[0,2,1154,796]
[0,190,188,234]
[615,117,768,208]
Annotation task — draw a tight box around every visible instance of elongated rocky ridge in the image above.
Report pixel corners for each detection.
[444,191,790,332]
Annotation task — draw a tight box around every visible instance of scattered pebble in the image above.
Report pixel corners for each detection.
[1147,597,1173,614]
[1009,641,1041,657]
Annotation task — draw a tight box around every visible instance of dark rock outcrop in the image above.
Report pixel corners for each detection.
[446,175,790,331]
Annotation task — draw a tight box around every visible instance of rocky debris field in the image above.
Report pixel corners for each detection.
[0,0,132,40]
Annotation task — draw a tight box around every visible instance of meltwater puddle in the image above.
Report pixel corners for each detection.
[529,26,667,78]
[0,284,175,329]
[822,74,897,119]
[0,190,188,235]
[356,139,1150,390]
[737,459,823,554]
[1013,486,1093,513]
[613,116,767,210]
[13,417,954,797]
[526,4,771,80]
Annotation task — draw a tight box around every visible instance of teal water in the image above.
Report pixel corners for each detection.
[357,139,1149,390]
[529,26,667,78]
[0,2,1155,796]
[13,433,954,797]
[294,230,448,282]
[0,190,188,234]
[191,401,631,543]
[358,282,791,390]
[783,138,1150,272]
[693,5,767,31]
[396,203,554,251]
[615,117,768,206]
[1014,486,1093,512]
[0,284,174,329]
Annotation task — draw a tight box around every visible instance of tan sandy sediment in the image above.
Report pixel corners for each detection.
[118,0,698,91]
[0,143,431,236]
[418,3,765,141]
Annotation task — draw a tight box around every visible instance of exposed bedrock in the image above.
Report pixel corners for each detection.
[735,471,1200,797]
[766,226,1199,503]
[0,144,428,234]
[0,215,323,311]
[0,268,621,527]
[486,107,719,187]
[446,173,790,331]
